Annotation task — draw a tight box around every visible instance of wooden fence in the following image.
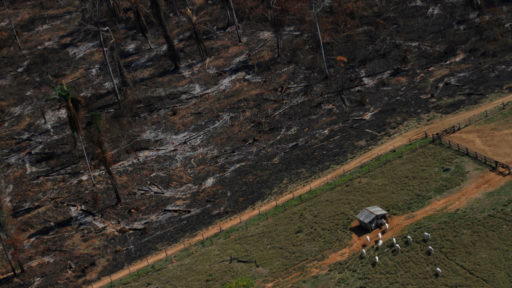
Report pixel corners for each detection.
[432,135,511,176]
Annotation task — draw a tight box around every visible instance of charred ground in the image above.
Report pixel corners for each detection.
[0,0,511,287]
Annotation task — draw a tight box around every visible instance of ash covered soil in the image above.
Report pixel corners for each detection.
[0,0,511,287]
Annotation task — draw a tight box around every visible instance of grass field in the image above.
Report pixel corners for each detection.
[110,142,478,288]
[300,181,512,287]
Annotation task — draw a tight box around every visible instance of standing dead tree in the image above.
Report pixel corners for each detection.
[55,83,95,185]
[150,0,180,70]
[222,0,241,42]
[0,210,16,277]
[228,0,241,42]
[269,0,285,57]
[112,40,133,90]
[87,113,122,204]
[312,0,329,78]
[0,181,24,277]
[131,0,153,48]
[106,0,122,23]
[98,26,123,106]
[2,0,22,51]
[185,7,208,61]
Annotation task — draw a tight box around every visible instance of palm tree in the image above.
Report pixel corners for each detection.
[55,82,95,185]
[150,0,180,70]
[87,113,122,204]
[185,7,208,61]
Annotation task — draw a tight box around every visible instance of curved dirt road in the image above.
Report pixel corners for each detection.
[266,171,510,287]
[89,94,512,288]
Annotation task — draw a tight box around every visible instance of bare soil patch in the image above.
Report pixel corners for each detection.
[448,116,512,166]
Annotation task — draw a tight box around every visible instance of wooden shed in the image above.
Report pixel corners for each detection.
[356,206,388,231]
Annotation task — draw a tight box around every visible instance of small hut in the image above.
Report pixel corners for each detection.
[356,206,388,231]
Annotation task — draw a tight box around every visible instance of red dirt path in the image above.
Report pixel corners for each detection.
[89,94,512,288]
[266,171,509,287]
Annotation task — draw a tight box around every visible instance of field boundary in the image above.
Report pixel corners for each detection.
[89,94,512,288]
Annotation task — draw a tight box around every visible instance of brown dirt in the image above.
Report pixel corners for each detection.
[448,121,512,166]
[89,94,512,288]
[266,171,510,287]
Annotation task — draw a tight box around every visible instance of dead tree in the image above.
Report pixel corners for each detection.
[227,0,241,42]
[106,0,122,23]
[150,0,180,70]
[269,0,284,57]
[185,8,208,60]
[55,83,95,185]
[0,231,16,277]
[87,113,122,204]
[168,0,179,15]
[312,0,329,78]
[131,0,153,48]
[0,185,23,277]
[2,0,22,51]
[98,26,122,106]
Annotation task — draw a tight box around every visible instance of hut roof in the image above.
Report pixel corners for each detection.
[356,206,387,224]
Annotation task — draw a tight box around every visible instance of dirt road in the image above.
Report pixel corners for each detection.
[89,94,512,288]
[266,171,509,287]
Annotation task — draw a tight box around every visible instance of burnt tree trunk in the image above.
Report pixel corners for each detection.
[151,0,180,70]
[227,0,241,43]
[77,133,95,185]
[112,42,133,89]
[100,146,121,204]
[0,234,16,277]
[132,2,153,48]
[98,25,122,106]
[2,0,22,51]
[313,11,329,78]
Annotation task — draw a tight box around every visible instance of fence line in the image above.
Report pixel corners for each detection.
[92,101,511,288]
[432,135,511,176]
[429,101,511,176]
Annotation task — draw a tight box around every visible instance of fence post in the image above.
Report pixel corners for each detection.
[466,147,469,155]
[424,131,428,138]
